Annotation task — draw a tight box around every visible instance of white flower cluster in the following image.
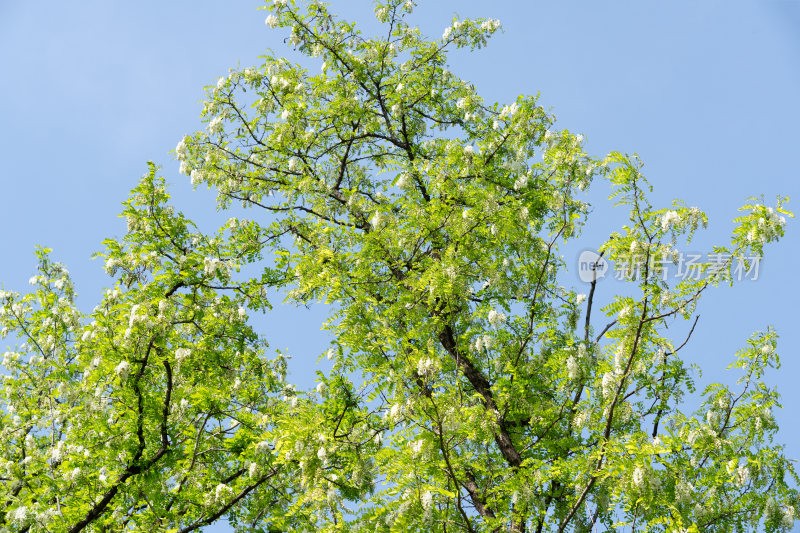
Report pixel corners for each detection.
[661,210,680,231]
[473,334,492,352]
[512,171,528,190]
[104,257,122,275]
[395,172,411,189]
[499,102,518,120]
[265,14,279,28]
[203,257,226,278]
[781,505,796,528]
[632,463,661,493]
[705,409,721,428]
[115,361,131,381]
[175,137,188,160]
[387,402,403,422]
[601,371,617,400]
[479,18,501,33]
[214,483,232,502]
[487,309,506,326]
[652,345,667,366]
[124,304,152,338]
[735,464,750,487]
[566,355,580,380]
[675,479,694,505]
[632,465,646,489]
[422,490,434,522]
[208,116,224,135]
[11,505,28,524]
[417,357,438,377]
[746,206,786,245]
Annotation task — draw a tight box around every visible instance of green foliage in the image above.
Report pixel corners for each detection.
[1,1,797,531]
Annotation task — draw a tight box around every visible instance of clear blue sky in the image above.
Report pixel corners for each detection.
[1,1,799,531]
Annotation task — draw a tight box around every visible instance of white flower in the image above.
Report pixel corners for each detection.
[764,496,777,520]
[265,14,279,28]
[316,382,327,394]
[175,138,188,160]
[189,169,202,185]
[175,348,191,362]
[214,483,231,502]
[566,355,580,380]
[653,346,667,366]
[499,102,517,119]
[396,173,410,189]
[661,210,680,231]
[601,372,616,399]
[417,357,438,376]
[128,304,142,329]
[577,343,588,362]
[487,309,506,326]
[317,446,327,461]
[208,116,223,135]
[463,144,474,155]
[255,440,271,454]
[421,489,433,511]
[480,18,501,32]
[11,506,28,524]
[288,157,299,171]
[248,462,260,479]
[389,403,402,421]
[237,307,246,319]
[675,479,693,505]
[115,361,131,381]
[411,440,424,455]
[735,465,750,487]
[576,293,587,306]
[280,109,290,121]
[442,26,453,40]
[632,466,646,489]
[370,211,384,229]
[706,410,720,427]
[203,257,222,277]
[781,505,795,528]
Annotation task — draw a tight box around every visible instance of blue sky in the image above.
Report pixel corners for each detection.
[1,1,799,530]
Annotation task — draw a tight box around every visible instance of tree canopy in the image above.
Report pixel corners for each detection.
[1,1,797,532]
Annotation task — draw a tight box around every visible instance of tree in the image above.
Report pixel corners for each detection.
[1,0,797,531]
